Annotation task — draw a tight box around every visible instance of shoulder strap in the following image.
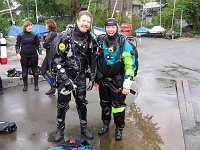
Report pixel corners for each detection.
[49,32,63,58]
[97,34,106,47]
[119,34,126,57]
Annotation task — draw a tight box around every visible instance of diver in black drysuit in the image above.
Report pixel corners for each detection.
[0,76,3,94]
[41,31,57,95]
[50,24,97,142]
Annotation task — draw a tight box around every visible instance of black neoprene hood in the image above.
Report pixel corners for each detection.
[105,18,118,26]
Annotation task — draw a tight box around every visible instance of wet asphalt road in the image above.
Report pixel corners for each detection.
[1,37,200,150]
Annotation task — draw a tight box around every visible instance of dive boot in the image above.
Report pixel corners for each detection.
[53,123,65,142]
[98,125,109,135]
[34,84,39,91]
[0,90,3,95]
[33,75,39,91]
[22,74,28,91]
[23,85,28,91]
[81,127,94,139]
[115,127,123,140]
[98,120,110,135]
[45,87,56,95]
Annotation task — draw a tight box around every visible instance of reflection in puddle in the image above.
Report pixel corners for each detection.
[160,64,200,80]
[93,103,164,150]
[124,103,164,150]
[156,78,175,89]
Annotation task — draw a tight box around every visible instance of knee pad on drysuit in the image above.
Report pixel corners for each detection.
[28,67,41,76]
[57,101,70,122]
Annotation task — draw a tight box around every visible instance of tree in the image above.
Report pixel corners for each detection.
[142,0,200,35]
[184,0,200,34]
[0,0,13,36]
[17,0,68,22]
[89,1,108,27]
[2,0,200,36]
[122,0,127,23]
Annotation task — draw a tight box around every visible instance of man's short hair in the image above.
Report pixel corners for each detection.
[77,11,93,21]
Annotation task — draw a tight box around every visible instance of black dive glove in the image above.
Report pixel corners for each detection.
[87,80,94,91]
[64,78,74,91]
[60,79,76,95]
[86,73,95,91]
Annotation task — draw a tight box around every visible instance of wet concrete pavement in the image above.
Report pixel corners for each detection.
[1,37,200,150]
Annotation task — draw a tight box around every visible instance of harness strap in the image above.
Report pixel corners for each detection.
[97,34,124,76]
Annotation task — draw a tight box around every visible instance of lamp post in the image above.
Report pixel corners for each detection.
[141,7,144,27]
[180,10,183,37]
[160,0,162,26]
[171,0,176,40]
[26,0,29,20]
[141,0,146,27]
[34,0,38,23]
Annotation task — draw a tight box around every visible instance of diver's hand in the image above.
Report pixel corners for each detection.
[122,88,130,95]
[87,81,94,91]
[16,54,21,61]
[122,78,133,95]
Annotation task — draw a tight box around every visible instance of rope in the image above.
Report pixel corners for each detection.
[111,0,118,18]
[6,0,14,23]
[87,0,92,11]
[34,0,39,23]
[87,0,94,33]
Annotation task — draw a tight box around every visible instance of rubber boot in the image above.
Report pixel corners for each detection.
[0,90,3,95]
[0,77,3,94]
[34,76,39,91]
[98,120,110,135]
[23,84,28,91]
[23,82,28,91]
[53,122,65,142]
[115,127,123,140]
[34,84,39,91]
[22,73,28,91]
[81,126,94,139]
[45,86,56,95]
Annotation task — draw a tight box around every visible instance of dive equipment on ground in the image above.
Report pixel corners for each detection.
[0,121,17,133]
[47,135,90,150]
[6,68,21,77]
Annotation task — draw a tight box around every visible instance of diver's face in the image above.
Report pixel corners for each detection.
[77,15,91,33]
[106,25,117,37]
[45,24,49,30]
[26,25,32,32]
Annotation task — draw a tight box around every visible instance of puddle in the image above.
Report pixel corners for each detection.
[66,103,166,150]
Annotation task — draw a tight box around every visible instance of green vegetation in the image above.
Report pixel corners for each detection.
[140,0,200,36]
[0,1,12,36]
[0,0,200,37]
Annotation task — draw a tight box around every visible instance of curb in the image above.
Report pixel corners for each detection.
[2,75,45,89]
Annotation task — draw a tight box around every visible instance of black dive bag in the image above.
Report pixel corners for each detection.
[0,121,17,133]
